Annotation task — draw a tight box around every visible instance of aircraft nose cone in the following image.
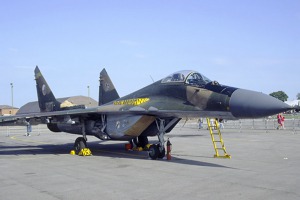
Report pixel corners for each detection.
[229,89,292,118]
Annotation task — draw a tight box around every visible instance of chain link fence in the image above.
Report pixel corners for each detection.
[223,118,300,133]
[178,117,300,134]
[0,124,50,137]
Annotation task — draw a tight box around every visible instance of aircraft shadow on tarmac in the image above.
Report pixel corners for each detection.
[0,143,74,156]
[0,140,231,169]
[168,133,206,138]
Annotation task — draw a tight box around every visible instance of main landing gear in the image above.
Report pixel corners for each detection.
[148,118,178,160]
[73,121,91,156]
[74,137,87,154]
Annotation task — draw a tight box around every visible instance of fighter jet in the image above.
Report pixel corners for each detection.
[0,66,291,159]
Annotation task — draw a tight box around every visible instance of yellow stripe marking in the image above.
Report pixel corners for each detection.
[113,98,150,106]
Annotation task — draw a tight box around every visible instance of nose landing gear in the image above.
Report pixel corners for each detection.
[148,118,178,160]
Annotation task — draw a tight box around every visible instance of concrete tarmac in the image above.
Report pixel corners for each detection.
[1,126,300,200]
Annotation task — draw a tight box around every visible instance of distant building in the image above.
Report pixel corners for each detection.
[17,96,98,114]
[0,105,19,116]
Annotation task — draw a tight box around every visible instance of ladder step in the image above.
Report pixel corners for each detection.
[214,154,231,159]
[206,118,230,159]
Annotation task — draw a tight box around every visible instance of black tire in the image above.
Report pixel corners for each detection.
[148,144,159,160]
[157,145,166,159]
[74,137,86,154]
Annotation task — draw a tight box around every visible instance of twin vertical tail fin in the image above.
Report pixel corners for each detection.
[35,66,117,110]
[34,66,61,112]
[99,68,120,105]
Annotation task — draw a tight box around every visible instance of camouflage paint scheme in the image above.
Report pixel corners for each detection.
[0,67,291,148]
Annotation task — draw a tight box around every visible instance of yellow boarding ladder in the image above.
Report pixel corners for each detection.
[206,118,231,159]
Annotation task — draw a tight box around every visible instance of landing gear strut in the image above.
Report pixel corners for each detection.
[148,118,178,160]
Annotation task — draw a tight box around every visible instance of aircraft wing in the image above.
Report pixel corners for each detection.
[0,106,114,124]
[0,104,235,126]
[0,106,154,124]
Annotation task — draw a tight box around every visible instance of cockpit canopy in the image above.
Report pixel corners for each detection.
[161,70,211,87]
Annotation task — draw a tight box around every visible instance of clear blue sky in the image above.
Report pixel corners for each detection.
[1,0,299,107]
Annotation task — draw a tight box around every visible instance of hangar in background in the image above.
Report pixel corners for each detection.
[17,96,98,115]
[0,105,19,116]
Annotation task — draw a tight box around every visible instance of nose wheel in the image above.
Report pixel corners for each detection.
[148,144,166,160]
[148,118,178,160]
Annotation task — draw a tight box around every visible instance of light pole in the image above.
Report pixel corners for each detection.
[10,83,13,108]
[87,85,91,106]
